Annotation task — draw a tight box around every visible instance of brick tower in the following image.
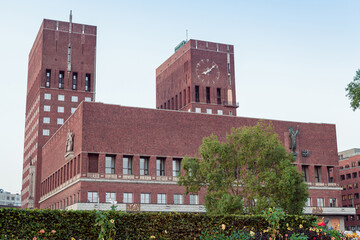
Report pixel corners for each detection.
[21,14,96,208]
[156,39,238,116]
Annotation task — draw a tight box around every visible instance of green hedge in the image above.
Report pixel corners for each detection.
[0,208,317,239]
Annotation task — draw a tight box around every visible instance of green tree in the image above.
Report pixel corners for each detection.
[346,69,360,111]
[178,121,308,215]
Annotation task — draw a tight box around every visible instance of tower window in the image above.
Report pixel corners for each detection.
[85,74,91,92]
[206,87,210,104]
[72,72,77,90]
[45,69,51,88]
[195,86,200,102]
[140,157,149,175]
[59,71,64,89]
[67,46,71,72]
[217,88,221,104]
[156,158,166,176]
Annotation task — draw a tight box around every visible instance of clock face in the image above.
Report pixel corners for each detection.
[195,59,220,85]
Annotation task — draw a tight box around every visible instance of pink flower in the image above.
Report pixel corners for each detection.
[39,229,45,234]
[51,230,56,234]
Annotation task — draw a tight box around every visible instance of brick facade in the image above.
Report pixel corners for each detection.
[22,17,353,230]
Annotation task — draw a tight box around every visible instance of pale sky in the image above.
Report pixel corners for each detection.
[1,0,359,194]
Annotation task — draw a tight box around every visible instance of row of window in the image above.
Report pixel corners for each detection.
[340,161,360,169]
[87,192,199,205]
[44,105,78,114]
[305,197,336,207]
[45,69,91,91]
[342,193,360,201]
[341,171,360,181]
[103,156,181,177]
[194,108,232,115]
[44,93,90,103]
[343,183,359,190]
[43,117,64,125]
[301,165,334,183]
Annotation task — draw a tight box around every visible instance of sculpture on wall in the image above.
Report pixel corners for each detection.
[289,125,299,153]
[65,129,74,153]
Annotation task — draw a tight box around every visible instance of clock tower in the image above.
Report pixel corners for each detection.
[156,39,238,115]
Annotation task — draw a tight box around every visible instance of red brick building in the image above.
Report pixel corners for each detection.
[21,16,96,208]
[22,17,354,229]
[339,149,360,230]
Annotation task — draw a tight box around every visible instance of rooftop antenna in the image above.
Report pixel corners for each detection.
[186,29,188,41]
[69,10,73,33]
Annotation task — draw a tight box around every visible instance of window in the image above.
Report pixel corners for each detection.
[354,183,358,189]
[317,198,324,207]
[105,155,115,174]
[206,109,212,114]
[123,156,132,175]
[157,194,166,204]
[190,194,199,205]
[347,173,351,179]
[45,69,51,88]
[342,195,347,201]
[87,192,98,203]
[195,108,201,113]
[173,158,181,177]
[174,194,183,204]
[217,110,223,115]
[302,165,309,182]
[72,72,78,90]
[57,106,64,113]
[229,111,232,116]
[345,165,350,169]
[352,162,357,167]
[156,158,166,176]
[43,129,49,136]
[356,204,360,210]
[58,95,65,101]
[353,172,358,178]
[349,194,353,200]
[314,166,321,182]
[44,105,50,112]
[206,87,210,103]
[140,157,149,175]
[88,153,99,173]
[85,97,91,102]
[348,184,353,190]
[355,193,359,199]
[123,193,133,203]
[106,192,116,203]
[217,88,221,104]
[330,198,336,207]
[195,85,200,102]
[71,96,78,102]
[59,71,64,89]
[141,193,150,204]
[71,108,77,113]
[57,118,64,125]
[85,74,91,92]
[43,117,50,124]
[306,198,311,207]
[341,175,345,180]
[44,93,51,100]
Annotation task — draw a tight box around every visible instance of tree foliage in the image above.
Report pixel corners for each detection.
[178,121,308,215]
[346,69,360,111]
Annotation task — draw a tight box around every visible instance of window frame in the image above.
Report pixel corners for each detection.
[105,155,115,174]
[156,158,166,176]
[140,157,149,175]
[123,156,133,175]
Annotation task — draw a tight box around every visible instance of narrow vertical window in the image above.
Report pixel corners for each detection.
[183,89,186,105]
[105,155,115,174]
[330,198,336,207]
[315,166,321,183]
[67,46,71,72]
[173,158,181,177]
[59,71,64,89]
[85,74,91,92]
[175,95,178,109]
[45,69,51,88]
[302,165,309,182]
[72,72,78,90]
[179,92,182,108]
[156,158,166,176]
[140,157,149,175]
[217,88,221,104]
[195,86,200,102]
[123,156,133,175]
[188,87,190,103]
[206,87,210,103]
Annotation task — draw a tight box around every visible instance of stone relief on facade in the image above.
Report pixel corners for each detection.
[64,129,74,161]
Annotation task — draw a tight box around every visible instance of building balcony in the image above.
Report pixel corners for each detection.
[223,101,239,108]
